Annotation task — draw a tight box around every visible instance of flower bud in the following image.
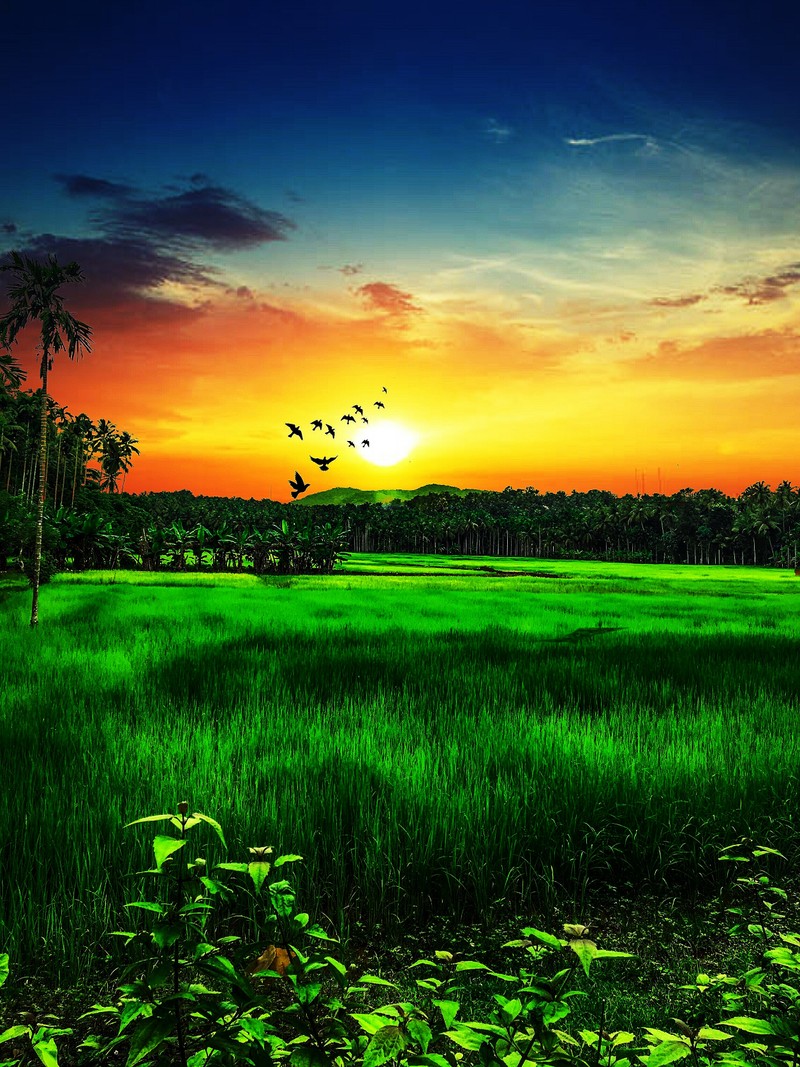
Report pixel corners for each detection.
[177,801,189,815]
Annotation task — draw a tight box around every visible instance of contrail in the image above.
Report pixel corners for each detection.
[565,132,656,147]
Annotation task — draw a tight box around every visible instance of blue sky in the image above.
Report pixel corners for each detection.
[2,0,798,497]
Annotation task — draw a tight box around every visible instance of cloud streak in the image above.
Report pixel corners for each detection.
[355,281,423,319]
[565,132,659,151]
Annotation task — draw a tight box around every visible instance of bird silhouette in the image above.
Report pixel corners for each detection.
[286,423,303,439]
[325,424,336,438]
[361,416,369,424]
[288,471,311,498]
[347,439,356,447]
[373,401,385,409]
[310,455,337,471]
[361,439,370,447]
[311,419,323,431]
[341,413,356,424]
[382,386,387,393]
[353,404,364,415]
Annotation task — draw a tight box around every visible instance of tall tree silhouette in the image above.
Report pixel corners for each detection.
[0,252,92,625]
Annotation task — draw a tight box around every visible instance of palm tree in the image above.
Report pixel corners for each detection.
[0,253,92,625]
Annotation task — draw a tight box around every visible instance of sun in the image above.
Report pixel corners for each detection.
[358,420,418,466]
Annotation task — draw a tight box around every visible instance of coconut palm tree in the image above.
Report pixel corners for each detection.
[0,253,92,625]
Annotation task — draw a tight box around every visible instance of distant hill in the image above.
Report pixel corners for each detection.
[295,483,481,505]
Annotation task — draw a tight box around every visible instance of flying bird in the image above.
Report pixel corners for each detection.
[310,455,337,471]
[288,471,310,498]
[361,439,370,447]
[361,416,369,424]
[341,413,356,424]
[347,439,356,448]
[353,404,364,415]
[325,424,336,438]
[373,401,385,409]
[286,423,303,439]
[311,419,323,431]
[382,386,387,393]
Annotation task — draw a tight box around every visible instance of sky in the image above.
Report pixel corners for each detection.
[2,0,799,501]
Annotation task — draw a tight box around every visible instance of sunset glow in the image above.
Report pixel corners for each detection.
[2,2,798,501]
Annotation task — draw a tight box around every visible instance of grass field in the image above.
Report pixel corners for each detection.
[1,555,799,992]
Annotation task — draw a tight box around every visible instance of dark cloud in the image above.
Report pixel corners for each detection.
[356,281,422,318]
[55,174,135,199]
[338,263,363,276]
[649,292,705,308]
[1,174,297,328]
[93,182,295,251]
[285,189,305,204]
[715,267,800,305]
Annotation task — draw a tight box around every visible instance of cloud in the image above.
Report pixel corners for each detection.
[714,266,800,305]
[649,293,706,308]
[92,182,295,251]
[634,328,800,381]
[484,118,513,143]
[2,222,16,234]
[355,281,423,319]
[55,174,135,199]
[1,174,297,328]
[565,132,659,152]
[338,263,363,276]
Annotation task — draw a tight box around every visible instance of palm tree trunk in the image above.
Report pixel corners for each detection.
[31,363,49,626]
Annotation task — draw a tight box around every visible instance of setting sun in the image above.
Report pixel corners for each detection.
[357,420,418,467]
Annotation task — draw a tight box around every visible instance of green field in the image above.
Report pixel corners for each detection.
[1,555,799,987]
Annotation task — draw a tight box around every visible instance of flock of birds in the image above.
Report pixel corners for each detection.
[285,386,388,498]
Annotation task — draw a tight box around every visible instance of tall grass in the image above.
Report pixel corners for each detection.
[1,558,798,979]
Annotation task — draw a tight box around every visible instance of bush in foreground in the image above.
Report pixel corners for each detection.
[1,808,797,1066]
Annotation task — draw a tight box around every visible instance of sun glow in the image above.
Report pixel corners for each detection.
[357,420,418,466]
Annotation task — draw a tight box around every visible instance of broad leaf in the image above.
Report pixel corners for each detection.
[569,938,597,978]
[124,814,174,828]
[0,955,8,990]
[247,858,272,895]
[152,835,187,870]
[521,928,565,950]
[444,1027,487,1051]
[455,960,489,972]
[31,1036,60,1067]
[126,1015,176,1066]
[363,1025,409,1067]
[358,975,399,988]
[192,812,227,849]
[407,1017,433,1053]
[433,999,460,1028]
[644,1041,691,1067]
[719,1017,776,1035]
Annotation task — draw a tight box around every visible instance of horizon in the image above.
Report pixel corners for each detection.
[2,1,798,502]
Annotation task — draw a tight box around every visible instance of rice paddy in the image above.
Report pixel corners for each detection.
[1,556,799,982]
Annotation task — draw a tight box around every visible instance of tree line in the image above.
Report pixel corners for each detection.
[2,478,798,578]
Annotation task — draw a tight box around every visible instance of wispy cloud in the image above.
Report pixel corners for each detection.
[649,292,706,308]
[564,132,659,152]
[484,118,514,143]
[715,265,800,305]
[355,281,422,320]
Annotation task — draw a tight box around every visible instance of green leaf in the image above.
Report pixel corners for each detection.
[521,928,566,950]
[124,813,175,828]
[0,955,8,990]
[31,1036,60,1067]
[119,1001,153,1034]
[274,854,303,867]
[494,996,522,1023]
[192,813,227,849]
[719,1017,776,1035]
[248,859,272,894]
[542,1001,571,1025]
[433,1000,460,1028]
[153,835,187,871]
[295,982,323,1005]
[324,955,347,978]
[444,1026,487,1051]
[125,901,166,914]
[644,1041,692,1067]
[407,1017,433,1053]
[594,949,636,961]
[410,1056,452,1067]
[291,1049,331,1067]
[358,975,399,988]
[214,861,249,873]
[151,923,182,950]
[364,1025,409,1067]
[352,1013,395,1036]
[569,938,597,978]
[696,1028,733,1041]
[455,960,489,972]
[307,924,337,941]
[0,1025,31,1043]
[126,1014,175,1066]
